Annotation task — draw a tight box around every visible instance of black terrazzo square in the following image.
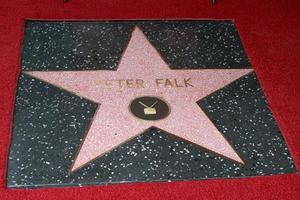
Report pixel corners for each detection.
[8,20,296,188]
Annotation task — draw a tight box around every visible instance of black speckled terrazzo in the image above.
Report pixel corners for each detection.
[8,20,296,188]
[21,20,251,71]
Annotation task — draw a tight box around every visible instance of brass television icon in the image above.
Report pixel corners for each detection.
[139,101,158,115]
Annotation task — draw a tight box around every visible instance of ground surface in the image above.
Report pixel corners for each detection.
[0,0,299,199]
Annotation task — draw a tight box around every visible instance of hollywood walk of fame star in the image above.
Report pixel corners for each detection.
[25,27,252,172]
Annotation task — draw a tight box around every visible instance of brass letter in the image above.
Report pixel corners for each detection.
[117,79,125,88]
[184,78,194,87]
[155,79,164,87]
[104,80,112,89]
[165,79,173,87]
[136,79,144,88]
[174,78,183,87]
[126,79,134,88]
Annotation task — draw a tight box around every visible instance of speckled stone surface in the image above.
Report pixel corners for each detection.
[22,20,251,71]
[8,20,296,188]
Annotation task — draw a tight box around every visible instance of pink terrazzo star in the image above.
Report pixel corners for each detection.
[26,27,252,172]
